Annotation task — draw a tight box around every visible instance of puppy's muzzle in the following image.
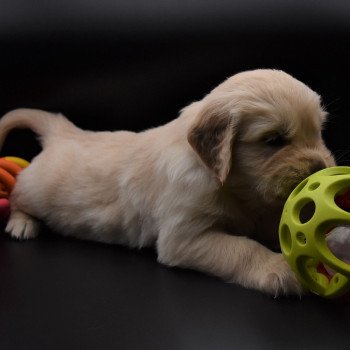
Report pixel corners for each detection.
[260,156,333,204]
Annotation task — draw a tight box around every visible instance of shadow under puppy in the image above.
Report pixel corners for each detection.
[0,69,335,296]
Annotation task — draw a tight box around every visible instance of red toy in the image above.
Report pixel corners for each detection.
[0,157,29,218]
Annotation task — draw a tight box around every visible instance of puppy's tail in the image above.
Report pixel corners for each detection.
[0,108,77,150]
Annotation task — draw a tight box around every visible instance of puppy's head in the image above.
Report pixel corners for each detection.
[187,69,335,205]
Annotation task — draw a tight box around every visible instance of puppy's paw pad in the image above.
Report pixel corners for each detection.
[5,212,39,240]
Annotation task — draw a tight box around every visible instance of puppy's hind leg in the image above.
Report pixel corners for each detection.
[4,171,41,240]
[5,210,40,240]
[0,109,78,239]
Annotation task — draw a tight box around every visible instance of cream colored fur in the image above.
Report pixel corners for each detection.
[0,69,335,296]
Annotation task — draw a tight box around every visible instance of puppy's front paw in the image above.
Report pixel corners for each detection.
[5,211,39,240]
[259,253,303,297]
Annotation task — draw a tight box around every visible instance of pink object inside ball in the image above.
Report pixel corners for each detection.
[0,198,10,218]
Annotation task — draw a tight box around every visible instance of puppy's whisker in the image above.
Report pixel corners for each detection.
[333,148,350,155]
[323,97,341,111]
[335,154,350,162]
[334,149,350,165]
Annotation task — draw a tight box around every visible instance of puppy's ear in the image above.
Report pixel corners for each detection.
[187,100,238,183]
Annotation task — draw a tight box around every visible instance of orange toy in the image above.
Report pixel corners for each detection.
[0,157,29,217]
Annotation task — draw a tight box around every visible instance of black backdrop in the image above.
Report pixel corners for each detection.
[1,1,350,349]
[1,1,350,162]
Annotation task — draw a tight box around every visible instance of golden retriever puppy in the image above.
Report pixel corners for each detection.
[0,69,335,296]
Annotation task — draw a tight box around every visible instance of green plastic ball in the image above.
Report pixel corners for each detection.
[279,166,350,298]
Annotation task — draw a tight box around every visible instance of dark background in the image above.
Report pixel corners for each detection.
[1,1,350,162]
[0,1,350,349]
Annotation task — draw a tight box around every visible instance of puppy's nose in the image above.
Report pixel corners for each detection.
[310,161,327,175]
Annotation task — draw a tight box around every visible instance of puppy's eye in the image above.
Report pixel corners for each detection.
[262,134,288,148]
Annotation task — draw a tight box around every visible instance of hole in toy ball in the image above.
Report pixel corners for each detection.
[290,179,308,199]
[280,224,292,254]
[316,264,344,289]
[296,232,307,245]
[317,263,333,281]
[299,201,315,224]
[308,182,320,191]
[335,188,350,212]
